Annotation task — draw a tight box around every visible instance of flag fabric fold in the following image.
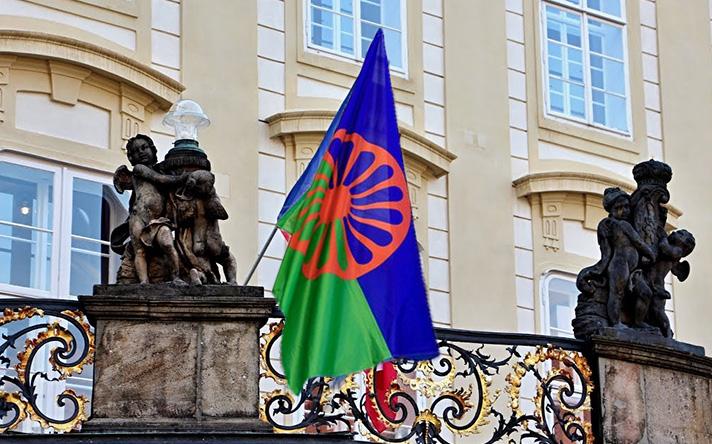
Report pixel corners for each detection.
[273,29,439,393]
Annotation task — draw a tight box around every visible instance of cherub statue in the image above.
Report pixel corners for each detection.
[114,135,188,284]
[578,188,656,329]
[169,169,237,285]
[631,229,695,337]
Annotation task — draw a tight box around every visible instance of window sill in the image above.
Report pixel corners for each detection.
[297,45,417,97]
[538,112,644,163]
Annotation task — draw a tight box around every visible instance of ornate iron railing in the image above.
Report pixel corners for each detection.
[0,299,93,433]
[260,319,597,443]
[0,299,597,443]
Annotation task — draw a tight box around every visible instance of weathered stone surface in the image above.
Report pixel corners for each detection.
[82,285,276,433]
[595,338,712,444]
[199,322,260,417]
[643,365,712,443]
[600,358,646,443]
[92,320,198,419]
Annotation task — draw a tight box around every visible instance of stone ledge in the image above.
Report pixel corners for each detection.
[81,285,274,322]
[82,417,271,434]
[592,334,712,379]
[2,432,357,443]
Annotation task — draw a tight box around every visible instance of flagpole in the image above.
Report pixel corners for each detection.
[242,224,279,286]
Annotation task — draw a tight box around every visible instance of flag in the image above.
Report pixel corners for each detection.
[273,29,439,393]
[365,362,400,432]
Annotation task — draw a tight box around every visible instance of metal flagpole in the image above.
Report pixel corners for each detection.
[242,224,279,286]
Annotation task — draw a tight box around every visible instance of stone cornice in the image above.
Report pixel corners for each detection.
[513,170,683,222]
[266,110,456,177]
[0,30,184,109]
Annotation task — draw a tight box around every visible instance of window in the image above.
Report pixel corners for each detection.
[0,156,128,298]
[541,273,578,337]
[542,0,629,134]
[307,0,406,71]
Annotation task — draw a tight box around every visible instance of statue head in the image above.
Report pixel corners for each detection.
[633,159,673,188]
[603,187,630,219]
[669,229,696,257]
[126,134,158,166]
[177,169,216,200]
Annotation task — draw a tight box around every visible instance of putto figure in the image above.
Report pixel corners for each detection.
[110,134,237,285]
[573,160,694,341]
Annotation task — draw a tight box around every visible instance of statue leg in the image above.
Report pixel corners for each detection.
[132,241,149,284]
[630,270,652,328]
[217,244,237,285]
[156,226,185,284]
[607,268,628,328]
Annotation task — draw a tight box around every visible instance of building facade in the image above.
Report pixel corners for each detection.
[0,0,710,363]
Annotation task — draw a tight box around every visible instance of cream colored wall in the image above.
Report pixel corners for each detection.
[445,0,518,333]
[657,0,712,353]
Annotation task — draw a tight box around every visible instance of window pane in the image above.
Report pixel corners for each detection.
[0,162,54,291]
[549,78,565,113]
[566,47,584,82]
[569,83,586,118]
[313,0,334,9]
[602,58,625,95]
[0,162,53,230]
[360,0,381,24]
[311,7,335,49]
[548,277,577,337]
[383,28,403,68]
[587,0,622,18]
[383,0,401,29]
[592,89,627,131]
[340,15,354,54]
[69,178,128,295]
[360,21,379,54]
[588,18,624,59]
[339,0,353,14]
[70,240,109,296]
[0,228,52,291]
[546,6,582,48]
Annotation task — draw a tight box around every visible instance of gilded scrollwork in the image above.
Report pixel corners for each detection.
[260,319,595,444]
[0,304,94,433]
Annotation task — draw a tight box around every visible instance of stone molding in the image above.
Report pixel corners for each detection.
[592,336,712,379]
[513,170,682,228]
[265,109,456,178]
[85,284,273,322]
[0,30,184,109]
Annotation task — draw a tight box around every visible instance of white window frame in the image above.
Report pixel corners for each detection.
[0,152,122,300]
[540,271,578,337]
[304,0,409,75]
[540,0,632,136]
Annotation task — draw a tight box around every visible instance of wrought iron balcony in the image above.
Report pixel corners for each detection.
[0,299,596,443]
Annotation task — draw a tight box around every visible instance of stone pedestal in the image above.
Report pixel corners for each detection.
[593,336,712,443]
[79,284,275,433]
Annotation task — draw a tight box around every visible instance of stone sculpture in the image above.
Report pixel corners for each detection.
[110,134,237,285]
[573,160,695,341]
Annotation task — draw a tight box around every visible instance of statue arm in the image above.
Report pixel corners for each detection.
[621,221,655,260]
[205,193,228,220]
[671,260,691,281]
[658,235,683,259]
[133,165,188,187]
[113,165,133,193]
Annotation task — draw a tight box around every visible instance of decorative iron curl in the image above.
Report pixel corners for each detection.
[259,319,596,444]
[0,305,94,433]
[504,346,594,444]
[259,319,351,433]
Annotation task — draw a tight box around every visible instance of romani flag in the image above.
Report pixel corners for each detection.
[273,29,439,393]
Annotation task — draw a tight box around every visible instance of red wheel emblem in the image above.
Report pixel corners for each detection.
[290,130,411,280]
